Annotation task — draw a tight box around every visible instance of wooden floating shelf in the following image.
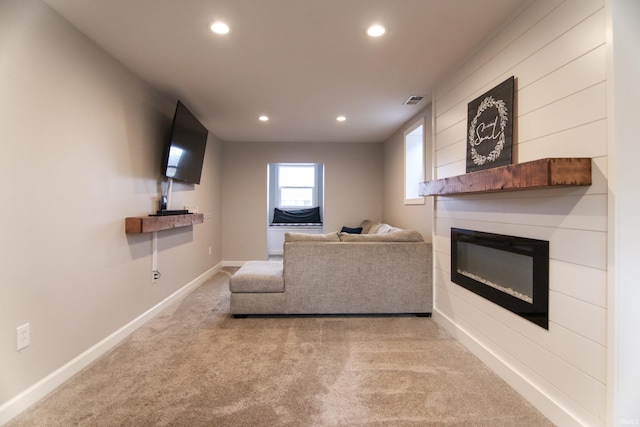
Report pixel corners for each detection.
[125,213,204,234]
[419,158,592,196]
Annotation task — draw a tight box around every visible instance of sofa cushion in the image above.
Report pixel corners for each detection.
[284,231,340,242]
[230,260,284,293]
[339,230,424,242]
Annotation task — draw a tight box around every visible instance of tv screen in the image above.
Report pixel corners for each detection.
[161,101,208,184]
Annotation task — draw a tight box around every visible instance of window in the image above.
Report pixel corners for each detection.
[277,164,317,207]
[404,120,425,204]
[267,163,324,223]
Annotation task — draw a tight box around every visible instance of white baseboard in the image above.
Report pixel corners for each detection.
[222,260,246,267]
[432,309,587,427]
[0,263,221,426]
[223,260,282,268]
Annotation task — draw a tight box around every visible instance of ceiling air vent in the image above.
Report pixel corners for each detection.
[403,95,424,106]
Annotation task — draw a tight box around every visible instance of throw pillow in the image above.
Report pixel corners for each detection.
[359,219,373,234]
[340,226,363,234]
[368,223,394,234]
[367,223,382,234]
[339,230,424,242]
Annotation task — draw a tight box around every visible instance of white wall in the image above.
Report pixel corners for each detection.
[0,1,223,422]
[607,0,640,424]
[221,141,383,262]
[382,105,433,241]
[431,0,607,425]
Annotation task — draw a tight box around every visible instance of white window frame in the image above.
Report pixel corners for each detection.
[275,163,318,208]
[404,119,426,205]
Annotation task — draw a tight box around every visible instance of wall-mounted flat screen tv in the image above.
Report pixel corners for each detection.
[161,101,208,184]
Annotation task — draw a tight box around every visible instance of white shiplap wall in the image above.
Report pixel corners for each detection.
[431,0,607,425]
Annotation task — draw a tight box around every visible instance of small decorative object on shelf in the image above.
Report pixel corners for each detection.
[125,213,204,233]
[419,158,591,196]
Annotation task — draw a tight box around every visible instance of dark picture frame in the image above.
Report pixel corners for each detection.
[466,76,514,173]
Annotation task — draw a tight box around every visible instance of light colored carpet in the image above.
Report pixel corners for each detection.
[8,268,553,426]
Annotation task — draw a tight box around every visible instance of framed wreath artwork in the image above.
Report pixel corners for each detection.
[466,76,514,173]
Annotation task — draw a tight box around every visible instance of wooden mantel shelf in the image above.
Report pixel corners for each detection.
[125,213,204,233]
[419,158,592,196]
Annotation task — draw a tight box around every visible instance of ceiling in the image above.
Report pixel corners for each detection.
[43,0,529,143]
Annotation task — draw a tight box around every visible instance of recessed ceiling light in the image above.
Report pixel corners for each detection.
[367,24,386,37]
[209,21,230,35]
[259,115,269,122]
[336,116,346,122]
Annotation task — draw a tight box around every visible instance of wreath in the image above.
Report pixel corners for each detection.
[468,96,508,166]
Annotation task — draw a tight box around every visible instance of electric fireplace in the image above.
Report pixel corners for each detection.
[451,228,549,329]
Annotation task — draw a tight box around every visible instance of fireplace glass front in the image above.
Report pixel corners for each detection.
[451,228,549,329]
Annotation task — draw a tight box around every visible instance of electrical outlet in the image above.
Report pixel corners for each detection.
[17,323,30,351]
[208,246,212,255]
[152,270,161,283]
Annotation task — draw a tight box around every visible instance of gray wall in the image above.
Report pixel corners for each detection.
[0,0,223,417]
[382,105,433,241]
[222,141,383,262]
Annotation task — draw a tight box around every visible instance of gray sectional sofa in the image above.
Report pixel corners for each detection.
[229,221,433,316]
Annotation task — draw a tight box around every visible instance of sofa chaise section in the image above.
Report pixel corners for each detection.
[229,260,286,315]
